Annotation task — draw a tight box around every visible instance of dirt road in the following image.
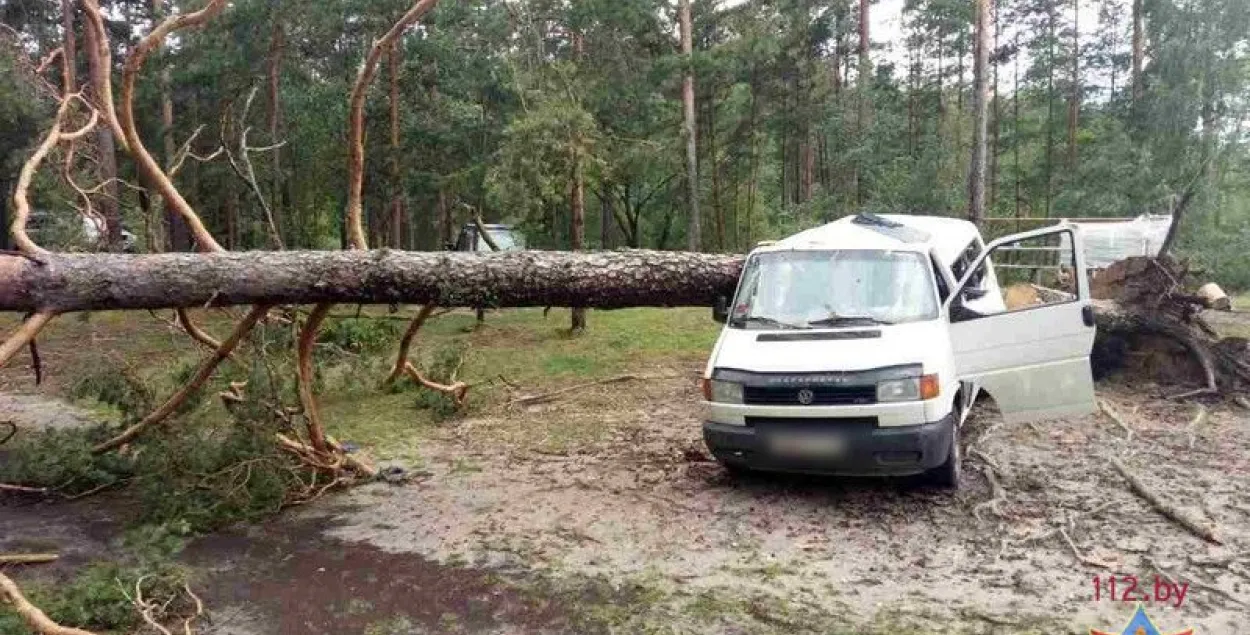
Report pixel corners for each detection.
[167,376,1250,634]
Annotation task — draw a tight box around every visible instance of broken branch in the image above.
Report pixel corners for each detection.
[1110,456,1222,544]
[91,305,270,454]
[0,572,98,635]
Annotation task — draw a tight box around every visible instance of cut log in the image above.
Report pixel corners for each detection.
[1198,283,1231,311]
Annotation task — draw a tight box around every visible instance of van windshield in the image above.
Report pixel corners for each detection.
[728,250,938,329]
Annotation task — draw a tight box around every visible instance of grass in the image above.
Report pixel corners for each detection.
[1,306,719,463]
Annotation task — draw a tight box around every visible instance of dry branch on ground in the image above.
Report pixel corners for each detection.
[1110,456,1223,544]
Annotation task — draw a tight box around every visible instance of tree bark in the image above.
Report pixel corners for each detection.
[60,0,76,93]
[679,0,700,251]
[967,0,990,226]
[268,20,285,245]
[1067,0,1079,169]
[1131,0,1144,103]
[388,41,404,249]
[569,143,586,330]
[0,250,745,314]
[81,16,121,250]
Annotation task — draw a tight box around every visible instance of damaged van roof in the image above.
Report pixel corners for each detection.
[759,213,981,264]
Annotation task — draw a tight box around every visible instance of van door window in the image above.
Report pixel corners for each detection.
[953,230,1078,320]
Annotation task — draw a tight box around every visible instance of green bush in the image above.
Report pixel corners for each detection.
[318,316,402,354]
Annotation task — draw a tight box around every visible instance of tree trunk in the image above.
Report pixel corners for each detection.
[0,177,10,251]
[1044,3,1056,218]
[989,0,1000,209]
[1067,0,1079,169]
[1131,0,1144,103]
[709,97,725,250]
[81,17,122,250]
[679,0,700,251]
[967,0,990,227]
[388,41,404,249]
[438,188,452,248]
[60,0,76,93]
[268,21,285,245]
[569,143,586,331]
[0,250,746,313]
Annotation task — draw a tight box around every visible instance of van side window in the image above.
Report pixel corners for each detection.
[932,255,950,302]
[951,240,986,289]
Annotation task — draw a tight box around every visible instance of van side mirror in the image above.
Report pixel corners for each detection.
[712,295,729,324]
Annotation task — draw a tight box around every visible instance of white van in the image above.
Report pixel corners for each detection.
[700,213,1098,487]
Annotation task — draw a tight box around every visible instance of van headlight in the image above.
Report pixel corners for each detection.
[877,374,939,402]
[702,378,743,404]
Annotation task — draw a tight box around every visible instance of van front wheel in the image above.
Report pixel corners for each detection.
[924,425,961,489]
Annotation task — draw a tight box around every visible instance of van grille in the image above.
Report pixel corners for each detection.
[742,385,877,406]
[745,416,878,428]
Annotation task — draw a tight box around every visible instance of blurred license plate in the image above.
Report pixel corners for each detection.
[767,431,845,458]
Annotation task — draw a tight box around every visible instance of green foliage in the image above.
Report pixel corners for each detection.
[318,316,404,354]
[0,428,130,495]
[69,369,156,423]
[0,526,191,635]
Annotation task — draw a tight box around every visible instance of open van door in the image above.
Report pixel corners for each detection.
[946,223,1096,423]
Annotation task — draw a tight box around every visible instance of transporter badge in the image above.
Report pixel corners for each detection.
[1090,604,1194,635]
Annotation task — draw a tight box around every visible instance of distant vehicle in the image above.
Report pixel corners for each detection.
[26,210,137,252]
[700,213,1097,488]
[448,223,525,252]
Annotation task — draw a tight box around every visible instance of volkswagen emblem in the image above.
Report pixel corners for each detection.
[796,388,815,405]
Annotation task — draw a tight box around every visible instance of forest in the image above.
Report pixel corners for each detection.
[1,0,1249,634]
[1,0,1247,282]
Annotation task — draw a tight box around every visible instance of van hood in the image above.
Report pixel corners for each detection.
[711,320,948,374]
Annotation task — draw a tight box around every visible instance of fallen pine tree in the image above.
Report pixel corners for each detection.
[1,249,1246,399]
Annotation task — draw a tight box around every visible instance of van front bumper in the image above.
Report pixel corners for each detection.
[702,410,955,477]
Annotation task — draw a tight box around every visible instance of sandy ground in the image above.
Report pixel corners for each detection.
[5,374,1250,634]
[196,377,1250,634]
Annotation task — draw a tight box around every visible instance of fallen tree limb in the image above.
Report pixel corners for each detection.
[1097,399,1133,442]
[507,374,645,407]
[0,553,58,565]
[91,305,270,454]
[1110,456,1223,544]
[0,572,98,635]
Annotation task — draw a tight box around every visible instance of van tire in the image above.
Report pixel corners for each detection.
[925,425,961,489]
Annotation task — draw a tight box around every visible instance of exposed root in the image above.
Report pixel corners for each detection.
[92,305,270,454]
[1110,456,1223,544]
[296,304,332,452]
[0,572,98,635]
[0,312,55,370]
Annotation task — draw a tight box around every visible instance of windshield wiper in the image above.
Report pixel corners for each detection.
[735,316,807,330]
[805,315,894,327]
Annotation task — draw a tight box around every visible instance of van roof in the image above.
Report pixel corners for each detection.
[759,213,981,264]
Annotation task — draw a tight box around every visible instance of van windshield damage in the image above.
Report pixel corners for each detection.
[728,250,938,329]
